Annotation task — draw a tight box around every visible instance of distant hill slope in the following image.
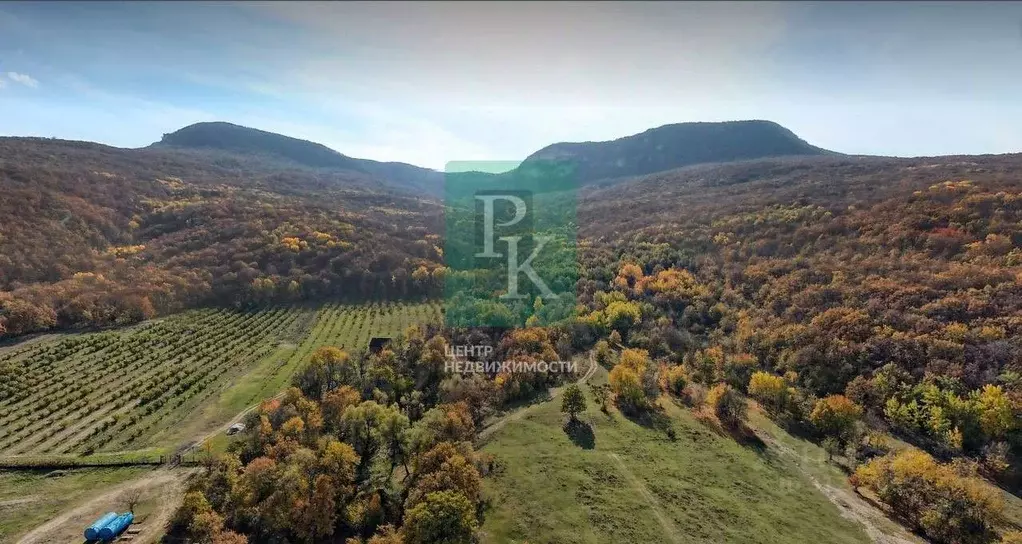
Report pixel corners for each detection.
[155,122,442,193]
[0,136,445,337]
[522,120,833,184]
[156,120,832,193]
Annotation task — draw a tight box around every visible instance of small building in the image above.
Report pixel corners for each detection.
[367,337,392,355]
[226,423,246,435]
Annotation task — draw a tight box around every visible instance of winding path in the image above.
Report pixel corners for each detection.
[608,452,682,544]
[475,354,597,444]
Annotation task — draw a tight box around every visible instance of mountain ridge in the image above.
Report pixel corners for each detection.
[523,120,834,184]
[152,119,835,191]
[154,121,443,194]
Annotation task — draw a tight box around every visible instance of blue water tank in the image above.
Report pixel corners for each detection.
[98,512,133,541]
[84,512,118,540]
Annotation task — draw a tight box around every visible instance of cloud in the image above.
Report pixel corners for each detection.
[244,2,794,107]
[4,2,1022,164]
[8,72,39,88]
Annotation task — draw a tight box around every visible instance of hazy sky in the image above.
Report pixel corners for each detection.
[1,1,1021,168]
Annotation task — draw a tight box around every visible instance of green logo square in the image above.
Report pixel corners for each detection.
[444,160,578,328]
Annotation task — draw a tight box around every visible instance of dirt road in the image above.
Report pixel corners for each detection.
[179,391,286,456]
[16,468,196,544]
[753,427,921,544]
[608,452,683,544]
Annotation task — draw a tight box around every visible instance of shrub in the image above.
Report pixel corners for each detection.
[664,365,688,396]
[707,383,746,427]
[594,340,616,367]
[610,365,647,413]
[851,449,1004,544]
[981,441,1011,477]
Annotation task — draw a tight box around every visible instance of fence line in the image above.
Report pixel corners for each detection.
[0,452,205,470]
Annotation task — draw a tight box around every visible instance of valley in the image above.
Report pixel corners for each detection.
[5,3,1021,542]
[0,120,1019,544]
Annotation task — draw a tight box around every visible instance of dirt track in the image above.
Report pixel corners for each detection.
[753,428,921,544]
[16,468,196,544]
[179,390,286,456]
[608,452,683,543]
[475,354,597,444]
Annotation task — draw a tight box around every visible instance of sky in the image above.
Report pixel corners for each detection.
[1,1,1021,169]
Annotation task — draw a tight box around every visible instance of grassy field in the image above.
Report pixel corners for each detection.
[0,301,442,458]
[0,466,149,542]
[479,369,873,544]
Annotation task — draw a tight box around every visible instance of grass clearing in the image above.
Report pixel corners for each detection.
[0,466,149,543]
[479,371,873,544]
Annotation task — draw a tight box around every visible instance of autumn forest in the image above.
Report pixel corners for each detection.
[2,122,1021,544]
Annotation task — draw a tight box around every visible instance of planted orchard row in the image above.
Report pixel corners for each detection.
[71,310,298,454]
[0,310,240,408]
[0,309,237,427]
[1,307,298,455]
[101,341,282,452]
[3,302,440,457]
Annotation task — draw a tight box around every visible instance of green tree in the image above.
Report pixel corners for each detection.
[380,408,411,474]
[339,401,388,473]
[810,395,863,443]
[409,402,476,453]
[402,490,478,544]
[822,437,841,462]
[561,384,586,421]
[590,383,611,413]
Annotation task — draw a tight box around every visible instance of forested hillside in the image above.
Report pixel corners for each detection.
[156,122,443,194]
[4,126,1021,543]
[0,137,445,336]
[524,120,832,185]
[573,153,1022,523]
[169,148,1022,540]
[577,153,1022,400]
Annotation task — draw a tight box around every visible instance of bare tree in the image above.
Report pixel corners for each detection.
[122,487,144,514]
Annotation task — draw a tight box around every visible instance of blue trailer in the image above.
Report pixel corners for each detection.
[84,512,118,540]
